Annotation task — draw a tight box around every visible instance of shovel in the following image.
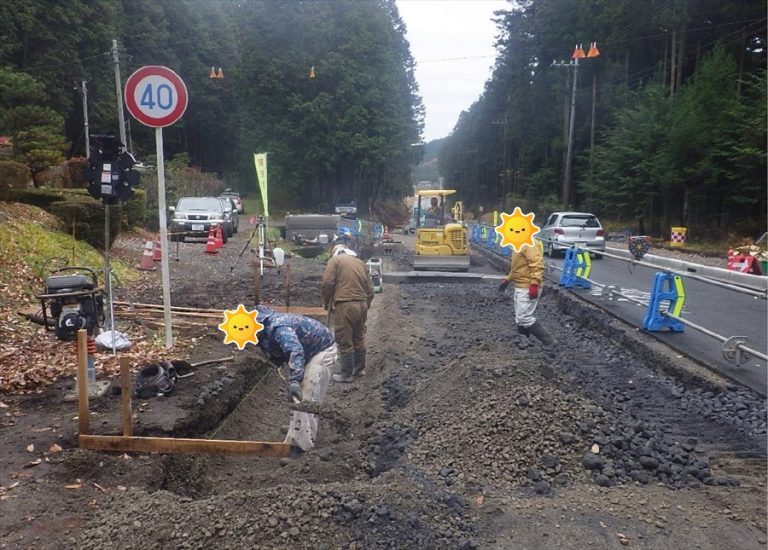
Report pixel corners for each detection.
[166,355,235,377]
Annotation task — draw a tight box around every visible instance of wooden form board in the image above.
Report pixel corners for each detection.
[112,301,326,317]
[79,435,292,457]
[76,329,293,458]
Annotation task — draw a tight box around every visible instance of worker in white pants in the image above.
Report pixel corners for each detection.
[285,343,336,451]
[256,305,338,452]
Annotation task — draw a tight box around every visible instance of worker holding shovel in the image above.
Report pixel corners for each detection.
[256,305,337,451]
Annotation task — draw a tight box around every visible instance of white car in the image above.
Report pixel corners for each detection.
[537,211,605,258]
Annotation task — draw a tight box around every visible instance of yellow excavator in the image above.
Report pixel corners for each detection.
[413,189,470,271]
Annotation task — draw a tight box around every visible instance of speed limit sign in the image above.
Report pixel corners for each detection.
[124,66,188,128]
[123,65,189,350]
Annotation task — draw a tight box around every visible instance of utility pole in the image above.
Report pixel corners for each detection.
[551,42,600,209]
[74,80,90,158]
[112,39,127,152]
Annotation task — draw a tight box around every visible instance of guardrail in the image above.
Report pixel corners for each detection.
[468,223,767,367]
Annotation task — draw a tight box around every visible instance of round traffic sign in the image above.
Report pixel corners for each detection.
[124,66,188,128]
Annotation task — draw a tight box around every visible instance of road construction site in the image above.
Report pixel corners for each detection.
[1,228,767,549]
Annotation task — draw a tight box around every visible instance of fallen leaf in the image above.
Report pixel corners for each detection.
[0,401,8,408]
[87,499,99,509]
[116,485,127,491]
[32,427,52,433]
[122,453,132,460]
[92,482,107,493]
[475,495,485,506]
[48,443,62,453]
[23,458,42,468]
[8,482,19,489]
[591,443,600,454]
[26,444,34,452]
[65,480,83,490]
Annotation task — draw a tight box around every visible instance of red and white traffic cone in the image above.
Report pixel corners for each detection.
[214,225,224,249]
[152,233,162,262]
[137,240,157,270]
[204,227,218,255]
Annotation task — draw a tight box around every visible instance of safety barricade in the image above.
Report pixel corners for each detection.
[559,247,591,289]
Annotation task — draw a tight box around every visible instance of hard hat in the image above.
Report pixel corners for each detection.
[332,244,357,257]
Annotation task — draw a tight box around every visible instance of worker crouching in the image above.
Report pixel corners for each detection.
[322,244,375,383]
[256,305,337,451]
[498,242,557,346]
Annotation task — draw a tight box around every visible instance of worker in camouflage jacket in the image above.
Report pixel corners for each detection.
[256,305,337,451]
[498,242,557,346]
[321,244,375,383]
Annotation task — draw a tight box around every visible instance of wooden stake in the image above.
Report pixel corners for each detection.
[119,357,132,437]
[76,329,89,435]
[285,262,291,309]
[254,262,261,305]
[79,435,292,457]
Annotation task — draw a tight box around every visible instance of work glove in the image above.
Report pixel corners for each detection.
[287,381,302,403]
[528,284,539,300]
[498,279,510,293]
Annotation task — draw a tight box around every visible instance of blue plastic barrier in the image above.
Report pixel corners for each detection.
[559,248,592,289]
[643,272,686,332]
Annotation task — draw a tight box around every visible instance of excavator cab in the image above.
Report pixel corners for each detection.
[413,190,470,271]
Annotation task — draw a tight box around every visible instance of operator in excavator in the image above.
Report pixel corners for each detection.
[498,241,557,346]
[321,244,375,383]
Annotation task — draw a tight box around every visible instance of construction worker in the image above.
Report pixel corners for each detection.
[498,242,556,346]
[321,244,374,383]
[256,305,337,451]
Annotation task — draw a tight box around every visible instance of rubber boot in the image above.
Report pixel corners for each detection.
[332,352,355,383]
[517,324,531,337]
[352,350,366,377]
[528,321,556,346]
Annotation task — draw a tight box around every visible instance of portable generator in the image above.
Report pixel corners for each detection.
[38,267,105,341]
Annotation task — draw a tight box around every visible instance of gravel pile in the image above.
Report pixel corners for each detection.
[386,283,755,493]
[77,472,476,549]
[676,386,767,437]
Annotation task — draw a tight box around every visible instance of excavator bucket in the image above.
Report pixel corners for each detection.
[413,254,470,272]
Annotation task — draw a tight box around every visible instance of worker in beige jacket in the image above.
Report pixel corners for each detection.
[321,244,375,382]
[498,242,556,346]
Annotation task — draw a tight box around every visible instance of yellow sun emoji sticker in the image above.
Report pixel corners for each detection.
[218,304,264,350]
[494,207,541,252]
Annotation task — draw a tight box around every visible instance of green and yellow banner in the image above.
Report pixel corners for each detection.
[253,153,268,216]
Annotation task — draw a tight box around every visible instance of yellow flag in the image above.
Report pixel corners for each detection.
[253,153,268,217]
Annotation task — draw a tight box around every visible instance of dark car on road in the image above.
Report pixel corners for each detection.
[218,196,239,237]
[221,191,244,214]
[169,196,228,243]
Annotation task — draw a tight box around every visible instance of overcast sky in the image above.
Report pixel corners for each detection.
[396,0,509,143]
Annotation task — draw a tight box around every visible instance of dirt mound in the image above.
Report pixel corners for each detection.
[77,470,477,549]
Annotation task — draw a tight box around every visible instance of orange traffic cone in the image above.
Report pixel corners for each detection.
[137,240,157,270]
[204,227,218,255]
[153,233,162,262]
[214,225,224,249]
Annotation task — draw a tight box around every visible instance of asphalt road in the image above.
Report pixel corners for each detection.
[544,253,768,395]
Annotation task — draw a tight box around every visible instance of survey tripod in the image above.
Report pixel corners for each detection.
[230,215,271,275]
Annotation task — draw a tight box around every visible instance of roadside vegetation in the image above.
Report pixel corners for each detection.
[439,1,766,241]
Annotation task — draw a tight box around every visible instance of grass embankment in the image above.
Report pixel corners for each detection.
[0,203,137,308]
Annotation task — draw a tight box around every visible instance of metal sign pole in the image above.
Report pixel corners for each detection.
[155,127,173,349]
[104,203,116,355]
